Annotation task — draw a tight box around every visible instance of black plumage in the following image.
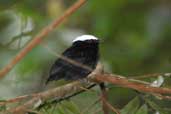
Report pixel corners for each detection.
[46,37,99,84]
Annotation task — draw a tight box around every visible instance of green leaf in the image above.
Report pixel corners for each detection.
[145,99,168,114]
[0,105,6,111]
[135,104,148,114]
[121,97,140,114]
[56,105,67,114]
[61,101,81,114]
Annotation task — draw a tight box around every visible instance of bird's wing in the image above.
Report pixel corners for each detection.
[46,46,87,83]
[46,59,65,83]
[62,46,85,63]
[46,47,76,83]
[50,59,64,76]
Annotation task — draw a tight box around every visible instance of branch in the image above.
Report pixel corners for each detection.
[36,83,97,110]
[99,83,109,114]
[4,62,103,114]
[3,72,171,114]
[129,73,171,79]
[101,97,120,114]
[92,74,171,95]
[2,64,171,113]
[0,94,35,106]
[0,0,87,79]
[5,81,83,114]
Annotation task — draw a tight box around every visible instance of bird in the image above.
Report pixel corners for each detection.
[46,35,99,84]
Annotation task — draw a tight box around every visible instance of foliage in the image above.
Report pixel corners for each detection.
[0,0,171,114]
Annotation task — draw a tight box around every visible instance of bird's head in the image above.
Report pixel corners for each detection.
[72,35,99,45]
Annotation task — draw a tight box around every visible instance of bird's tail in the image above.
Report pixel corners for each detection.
[45,79,50,85]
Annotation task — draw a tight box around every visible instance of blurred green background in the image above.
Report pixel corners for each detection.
[0,0,171,114]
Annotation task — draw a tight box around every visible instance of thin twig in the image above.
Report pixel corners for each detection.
[37,84,96,110]
[0,85,96,106]
[99,83,109,114]
[152,93,171,100]
[101,97,120,114]
[0,94,38,106]
[3,72,171,113]
[129,73,171,79]
[0,0,87,79]
[92,74,171,95]
[3,71,171,113]
[41,42,92,71]
[5,81,82,114]
[41,41,152,87]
